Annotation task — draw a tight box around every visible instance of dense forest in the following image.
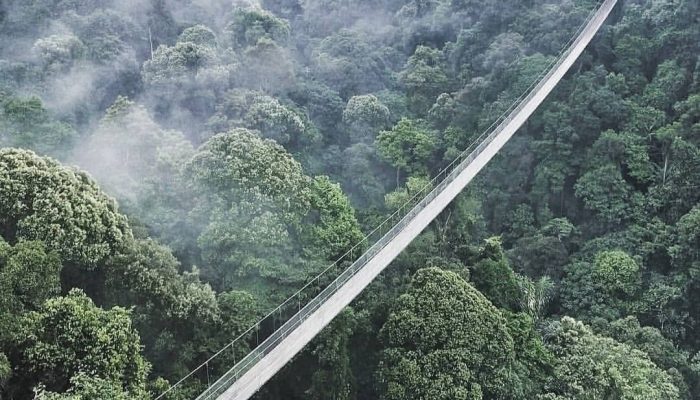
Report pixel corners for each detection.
[0,0,699,398]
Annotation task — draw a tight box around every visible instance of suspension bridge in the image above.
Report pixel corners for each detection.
[158,0,619,398]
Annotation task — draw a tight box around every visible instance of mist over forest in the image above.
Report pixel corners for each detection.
[0,0,699,398]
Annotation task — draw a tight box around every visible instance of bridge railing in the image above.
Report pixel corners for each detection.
[155,1,610,398]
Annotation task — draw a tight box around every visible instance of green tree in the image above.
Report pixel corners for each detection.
[105,239,220,379]
[195,192,297,292]
[207,290,258,378]
[560,250,643,322]
[574,164,640,225]
[178,24,217,48]
[0,239,61,315]
[312,30,392,97]
[308,308,357,400]
[225,7,290,49]
[668,206,700,349]
[376,118,437,182]
[502,311,553,397]
[186,130,307,290]
[378,267,515,399]
[71,9,141,62]
[302,176,364,261]
[542,317,680,399]
[342,94,390,144]
[0,239,62,352]
[187,128,361,300]
[516,276,554,321]
[13,289,149,398]
[35,373,132,400]
[0,94,76,158]
[507,216,574,280]
[287,80,345,134]
[642,60,688,112]
[32,34,85,72]
[594,317,700,399]
[187,128,310,213]
[480,33,525,73]
[469,237,521,311]
[142,41,217,85]
[399,46,449,113]
[625,103,666,136]
[670,206,700,269]
[0,149,132,267]
[589,129,654,185]
[244,95,318,147]
[592,250,641,296]
[384,175,432,211]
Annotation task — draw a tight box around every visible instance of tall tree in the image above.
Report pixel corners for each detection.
[11,289,150,398]
[0,149,132,268]
[542,317,679,399]
[378,267,516,399]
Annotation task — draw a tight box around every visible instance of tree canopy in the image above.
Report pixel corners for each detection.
[1,0,699,398]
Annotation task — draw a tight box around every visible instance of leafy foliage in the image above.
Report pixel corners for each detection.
[541,317,680,399]
[0,149,131,267]
[1,0,699,398]
[378,267,515,399]
[14,289,150,398]
[376,118,437,177]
